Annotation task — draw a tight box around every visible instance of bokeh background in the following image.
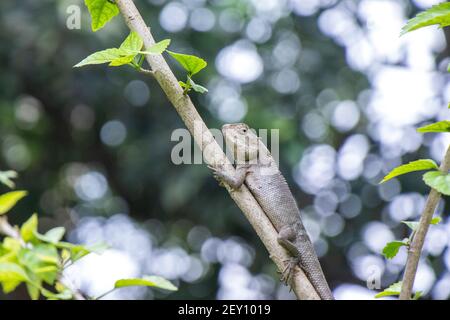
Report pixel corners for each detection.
[1,0,450,300]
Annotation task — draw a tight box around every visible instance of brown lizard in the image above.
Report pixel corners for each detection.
[209,123,333,300]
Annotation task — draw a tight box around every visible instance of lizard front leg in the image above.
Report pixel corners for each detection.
[277,225,302,286]
[208,164,250,190]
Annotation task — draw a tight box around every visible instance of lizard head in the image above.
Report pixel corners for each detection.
[222,123,259,163]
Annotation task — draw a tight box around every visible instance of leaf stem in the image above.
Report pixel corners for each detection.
[137,67,154,76]
[94,288,116,300]
[129,61,154,76]
[399,144,450,299]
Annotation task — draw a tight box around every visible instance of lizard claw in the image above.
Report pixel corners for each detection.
[208,164,225,187]
[279,257,299,289]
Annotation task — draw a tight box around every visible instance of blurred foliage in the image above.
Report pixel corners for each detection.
[0,0,449,299]
[0,171,177,300]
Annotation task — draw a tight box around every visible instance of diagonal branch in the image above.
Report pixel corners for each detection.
[399,144,450,299]
[114,0,322,300]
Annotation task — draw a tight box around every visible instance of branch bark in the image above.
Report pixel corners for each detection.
[114,0,322,300]
[399,145,450,299]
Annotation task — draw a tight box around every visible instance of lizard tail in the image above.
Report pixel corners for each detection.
[302,262,334,300]
[314,279,334,300]
[299,244,334,300]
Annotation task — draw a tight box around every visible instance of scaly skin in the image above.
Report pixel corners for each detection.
[210,123,334,300]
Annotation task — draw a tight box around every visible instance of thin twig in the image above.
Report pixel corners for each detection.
[129,61,154,76]
[115,0,323,300]
[136,67,154,76]
[399,145,450,299]
[94,288,116,300]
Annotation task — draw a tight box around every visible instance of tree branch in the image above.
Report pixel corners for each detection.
[114,0,322,300]
[399,144,450,299]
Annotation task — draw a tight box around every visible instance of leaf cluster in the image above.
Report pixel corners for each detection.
[77,0,208,95]
[0,171,177,300]
[376,2,450,299]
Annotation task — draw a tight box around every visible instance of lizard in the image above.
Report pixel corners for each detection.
[209,123,334,300]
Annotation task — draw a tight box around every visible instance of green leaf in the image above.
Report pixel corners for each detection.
[402,220,420,232]
[188,77,208,94]
[375,281,402,298]
[140,39,171,55]
[109,55,136,67]
[0,261,30,294]
[0,262,30,293]
[167,51,207,76]
[413,291,422,300]
[423,171,450,195]
[382,241,407,259]
[75,37,171,68]
[41,287,73,300]
[401,2,450,35]
[84,0,119,32]
[86,242,109,254]
[402,216,441,232]
[0,190,27,215]
[26,282,40,300]
[42,227,66,244]
[35,227,67,245]
[2,279,22,293]
[417,121,450,133]
[0,171,18,189]
[380,159,438,183]
[75,32,142,68]
[0,237,21,264]
[20,213,38,243]
[19,245,60,267]
[115,276,178,291]
[108,31,144,67]
[2,237,20,251]
[18,245,59,285]
[119,31,143,52]
[74,48,125,68]
[61,249,71,265]
[431,216,442,225]
[54,242,108,262]
[57,243,90,262]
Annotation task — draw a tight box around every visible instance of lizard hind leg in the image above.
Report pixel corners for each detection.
[277,225,302,289]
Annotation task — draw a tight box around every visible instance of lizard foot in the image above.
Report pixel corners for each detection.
[279,257,299,288]
[208,164,225,187]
